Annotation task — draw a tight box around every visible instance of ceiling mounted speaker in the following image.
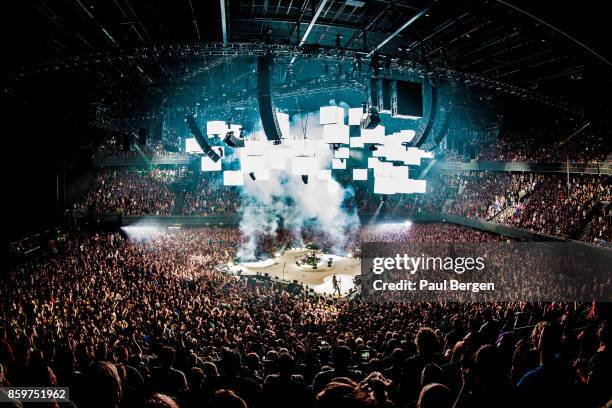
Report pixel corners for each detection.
[185,115,221,162]
[256,56,282,144]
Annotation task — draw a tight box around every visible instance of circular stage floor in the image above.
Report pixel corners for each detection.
[229,248,360,296]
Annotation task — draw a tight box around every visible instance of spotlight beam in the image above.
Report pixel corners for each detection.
[299,0,329,47]
[220,0,228,44]
[289,0,329,65]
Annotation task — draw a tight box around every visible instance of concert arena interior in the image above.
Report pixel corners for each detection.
[2,1,612,407]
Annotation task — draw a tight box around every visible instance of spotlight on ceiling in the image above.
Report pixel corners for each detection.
[249,172,256,181]
[301,175,308,184]
[223,129,245,148]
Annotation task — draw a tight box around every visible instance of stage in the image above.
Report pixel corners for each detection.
[229,248,361,296]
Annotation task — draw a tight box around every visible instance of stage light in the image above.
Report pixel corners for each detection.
[223,130,245,148]
[249,172,256,180]
[241,155,266,173]
[360,125,385,144]
[292,156,318,175]
[334,147,350,159]
[353,169,368,181]
[244,140,267,155]
[319,106,344,125]
[332,158,346,169]
[350,136,364,148]
[360,107,381,129]
[322,123,350,144]
[348,107,362,126]
[223,170,244,186]
[201,148,223,171]
[206,120,227,136]
[301,175,308,184]
[290,139,324,156]
[185,138,203,153]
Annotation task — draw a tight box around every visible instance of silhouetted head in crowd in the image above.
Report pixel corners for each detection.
[473,344,505,386]
[415,327,441,360]
[421,363,443,386]
[0,341,15,367]
[222,348,241,377]
[113,346,129,364]
[245,352,261,373]
[333,346,352,371]
[203,361,219,377]
[210,389,247,408]
[598,321,609,347]
[315,377,375,408]
[450,340,465,362]
[159,346,176,369]
[538,323,560,365]
[82,361,122,408]
[0,363,7,386]
[145,393,179,408]
[76,343,92,370]
[187,367,205,391]
[368,358,383,373]
[277,352,295,378]
[417,383,452,408]
[391,347,404,367]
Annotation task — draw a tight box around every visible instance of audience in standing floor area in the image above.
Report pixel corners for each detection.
[2,226,611,407]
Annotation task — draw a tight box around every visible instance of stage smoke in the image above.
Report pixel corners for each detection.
[237,113,359,261]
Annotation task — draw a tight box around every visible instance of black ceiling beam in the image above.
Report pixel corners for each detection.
[366,4,431,58]
[343,2,392,49]
[233,16,367,32]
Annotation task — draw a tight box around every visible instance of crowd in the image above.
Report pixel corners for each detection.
[78,169,175,216]
[1,225,611,408]
[471,123,610,164]
[353,171,611,242]
[182,174,240,216]
[500,175,611,238]
[94,140,184,161]
[356,223,507,246]
[586,205,612,246]
[445,172,539,220]
[77,166,612,244]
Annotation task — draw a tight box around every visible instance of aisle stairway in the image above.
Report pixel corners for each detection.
[489,186,536,222]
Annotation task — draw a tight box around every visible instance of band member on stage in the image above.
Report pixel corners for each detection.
[332,274,341,296]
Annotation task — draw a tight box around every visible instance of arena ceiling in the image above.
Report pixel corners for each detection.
[3,0,611,114]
